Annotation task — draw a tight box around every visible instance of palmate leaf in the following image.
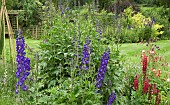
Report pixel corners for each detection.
[0,20,4,56]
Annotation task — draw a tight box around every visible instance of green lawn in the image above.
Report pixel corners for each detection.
[0,39,41,63]
[25,39,41,50]
[6,38,41,51]
[2,38,170,65]
[119,40,170,63]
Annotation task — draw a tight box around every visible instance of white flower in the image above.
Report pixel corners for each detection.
[167,78,170,82]
[142,50,145,53]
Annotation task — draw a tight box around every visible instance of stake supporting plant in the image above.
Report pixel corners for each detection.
[0,0,15,69]
[2,10,6,66]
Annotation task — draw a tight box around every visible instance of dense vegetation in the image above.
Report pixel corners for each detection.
[0,0,170,105]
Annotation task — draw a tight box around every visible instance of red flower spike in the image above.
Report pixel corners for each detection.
[134,78,138,90]
[142,54,148,76]
[155,94,161,105]
[143,77,150,94]
[152,84,160,95]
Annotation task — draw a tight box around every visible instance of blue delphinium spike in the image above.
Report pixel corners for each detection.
[16,30,31,94]
[81,38,91,71]
[96,49,110,89]
[107,92,116,105]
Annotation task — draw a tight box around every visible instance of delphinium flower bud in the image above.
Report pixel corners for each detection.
[96,49,110,89]
[107,92,116,105]
[151,17,156,24]
[96,19,99,34]
[99,30,102,41]
[71,35,81,69]
[128,25,131,29]
[15,30,31,94]
[81,38,91,70]
[96,19,102,41]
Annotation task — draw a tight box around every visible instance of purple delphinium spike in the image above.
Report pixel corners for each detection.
[15,30,31,94]
[81,38,91,70]
[96,49,110,89]
[107,92,116,105]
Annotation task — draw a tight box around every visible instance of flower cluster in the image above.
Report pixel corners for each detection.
[148,84,161,105]
[148,84,160,100]
[134,74,139,90]
[148,84,152,100]
[80,38,91,70]
[96,49,110,89]
[152,84,160,95]
[143,77,160,101]
[142,54,148,76]
[107,92,116,105]
[134,43,164,104]
[15,31,31,94]
[143,77,150,94]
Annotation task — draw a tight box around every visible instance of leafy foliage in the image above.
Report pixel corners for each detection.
[37,9,126,104]
[140,6,170,39]
[18,0,42,27]
[119,7,164,42]
[1,1,170,105]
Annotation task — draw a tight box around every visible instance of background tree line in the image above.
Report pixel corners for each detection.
[0,0,169,28]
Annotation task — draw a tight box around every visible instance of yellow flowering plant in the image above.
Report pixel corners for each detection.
[123,7,164,41]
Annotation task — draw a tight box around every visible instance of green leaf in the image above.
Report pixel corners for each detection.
[38,95,49,104]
